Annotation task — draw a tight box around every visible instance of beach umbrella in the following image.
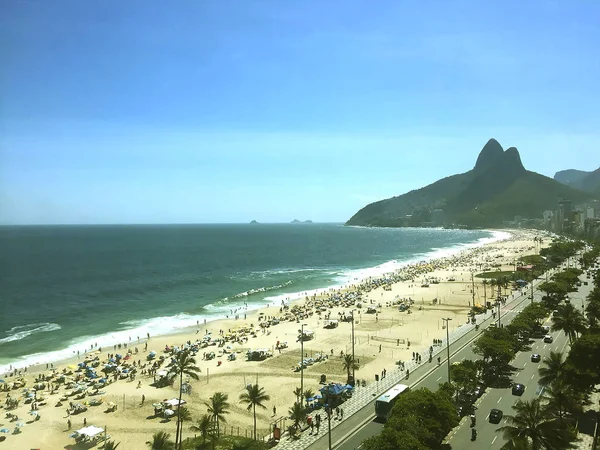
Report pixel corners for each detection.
[0,379,5,383]
[152,402,162,408]
[307,397,314,402]
[0,429,9,433]
[16,423,25,427]
[29,411,39,416]
[164,409,174,417]
[314,394,323,399]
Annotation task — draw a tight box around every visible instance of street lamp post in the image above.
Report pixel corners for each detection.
[325,405,332,450]
[351,309,356,385]
[441,317,452,385]
[300,323,307,403]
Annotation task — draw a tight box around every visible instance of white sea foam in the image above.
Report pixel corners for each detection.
[0,323,61,345]
[1,229,511,373]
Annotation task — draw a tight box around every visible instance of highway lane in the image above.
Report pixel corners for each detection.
[447,274,595,449]
[336,268,596,450]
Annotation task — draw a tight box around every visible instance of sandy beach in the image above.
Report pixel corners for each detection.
[0,229,549,449]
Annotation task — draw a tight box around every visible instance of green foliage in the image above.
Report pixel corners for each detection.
[205,392,231,438]
[551,304,587,344]
[239,384,270,441]
[565,333,600,390]
[538,352,566,388]
[498,399,577,450]
[342,353,359,383]
[449,359,479,395]
[473,327,517,384]
[476,271,517,279]
[373,388,459,450]
[147,431,175,450]
[288,402,306,430]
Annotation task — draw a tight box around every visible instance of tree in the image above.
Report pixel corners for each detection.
[543,379,583,419]
[483,279,489,304]
[342,353,359,384]
[565,333,600,390]
[167,350,201,450]
[538,282,568,309]
[585,299,600,329]
[190,414,213,446]
[176,406,191,446]
[551,303,586,344]
[205,392,230,438]
[239,383,271,441]
[146,431,175,450]
[384,388,459,449]
[497,399,576,450]
[103,441,120,450]
[288,402,306,431]
[449,359,479,396]
[538,351,565,387]
[472,327,517,384]
[292,387,302,404]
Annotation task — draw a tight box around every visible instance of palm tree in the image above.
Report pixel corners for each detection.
[103,441,120,450]
[342,354,359,384]
[483,279,488,304]
[167,350,201,450]
[551,303,586,344]
[497,399,572,450]
[303,389,315,405]
[288,402,306,432]
[190,413,213,446]
[239,383,271,441]
[205,391,230,438]
[538,351,565,387]
[292,387,303,404]
[543,379,583,420]
[176,406,191,447]
[146,431,175,450]
[585,300,600,328]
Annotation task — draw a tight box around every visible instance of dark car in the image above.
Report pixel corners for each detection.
[473,385,485,398]
[512,383,525,396]
[531,353,541,362]
[489,408,503,424]
[544,335,553,343]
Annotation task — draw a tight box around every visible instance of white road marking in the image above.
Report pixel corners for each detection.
[492,436,497,444]
[523,362,527,367]
[531,374,535,379]
[436,376,442,381]
[515,372,520,377]
[497,397,502,403]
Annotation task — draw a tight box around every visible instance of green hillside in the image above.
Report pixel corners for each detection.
[346,139,597,228]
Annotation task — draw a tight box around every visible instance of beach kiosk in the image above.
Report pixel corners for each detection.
[72,425,106,444]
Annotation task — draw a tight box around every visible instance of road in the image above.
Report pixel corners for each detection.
[330,267,595,450]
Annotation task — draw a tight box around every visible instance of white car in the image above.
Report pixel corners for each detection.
[543,335,553,343]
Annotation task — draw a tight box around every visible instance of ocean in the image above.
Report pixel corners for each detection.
[0,224,505,372]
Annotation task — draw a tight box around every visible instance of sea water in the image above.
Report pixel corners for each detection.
[0,224,507,372]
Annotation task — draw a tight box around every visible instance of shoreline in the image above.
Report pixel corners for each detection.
[0,228,550,449]
[1,228,513,376]
[1,228,509,375]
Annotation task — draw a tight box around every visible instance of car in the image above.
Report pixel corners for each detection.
[531,353,541,362]
[512,383,525,395]
[544,335,553,343]
[489,408,503,424]
[473,385,485,398]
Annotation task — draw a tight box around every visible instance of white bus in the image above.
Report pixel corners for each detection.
[375,383,410,420]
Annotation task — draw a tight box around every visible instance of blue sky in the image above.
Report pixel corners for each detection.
[1,0,599,224]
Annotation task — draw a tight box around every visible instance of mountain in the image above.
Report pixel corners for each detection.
[554,168,600,195]
[291,219,313,224]
[347,139,596,228]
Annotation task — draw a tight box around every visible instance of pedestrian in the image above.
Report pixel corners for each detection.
[379,344,382,353]
[273,405,276,416]
[141,394,145,405]
[340,408,344,420]
[67,418,71,430]
[83,417,87,426]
